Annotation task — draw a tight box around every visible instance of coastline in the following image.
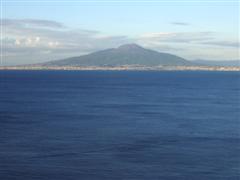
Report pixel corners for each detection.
[0,65,239,71]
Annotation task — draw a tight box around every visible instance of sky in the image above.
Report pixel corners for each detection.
[1,0,239,65]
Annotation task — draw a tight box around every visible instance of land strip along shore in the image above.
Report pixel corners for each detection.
[0,65,239,71]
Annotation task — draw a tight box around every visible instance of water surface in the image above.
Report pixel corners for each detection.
[0,70,239,179]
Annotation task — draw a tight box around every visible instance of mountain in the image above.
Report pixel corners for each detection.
[42,44,193,67]
[193,59,240,67]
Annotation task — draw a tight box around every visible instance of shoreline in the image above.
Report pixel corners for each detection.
[0,66,239,71]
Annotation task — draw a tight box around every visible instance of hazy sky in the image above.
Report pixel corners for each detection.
[1,0,239,65]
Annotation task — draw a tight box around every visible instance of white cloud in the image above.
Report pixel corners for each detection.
[14,39,21,46]
[139,31,215,43]
[48,41,59,48]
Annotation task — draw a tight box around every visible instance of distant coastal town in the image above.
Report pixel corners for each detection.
[0,65,239,71]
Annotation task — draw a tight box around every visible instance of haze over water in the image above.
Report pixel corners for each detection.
[0,70,239,180]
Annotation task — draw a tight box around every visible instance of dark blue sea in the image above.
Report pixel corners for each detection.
[0,70,239,180]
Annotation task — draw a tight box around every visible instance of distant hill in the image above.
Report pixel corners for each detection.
[193,59,240,67]
[42,44,194,67]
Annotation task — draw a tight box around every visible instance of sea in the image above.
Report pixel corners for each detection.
[0,70,239,180]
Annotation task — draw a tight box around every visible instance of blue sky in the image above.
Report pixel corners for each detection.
[1,0,239,65]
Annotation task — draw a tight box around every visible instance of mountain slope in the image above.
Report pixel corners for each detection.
[43,44,193,66]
